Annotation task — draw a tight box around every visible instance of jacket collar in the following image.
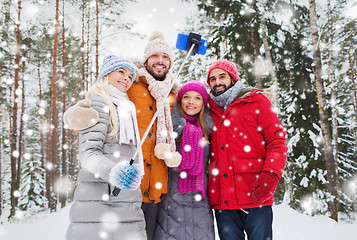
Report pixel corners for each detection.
[209,89,261,116]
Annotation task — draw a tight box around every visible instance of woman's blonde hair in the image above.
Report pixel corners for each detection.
[86,77,118,139]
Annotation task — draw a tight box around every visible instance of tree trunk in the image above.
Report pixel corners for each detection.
[38,65,45,198]
[252,2,263,89]
[60,0,67,207]
[95,0,99,80]
[49,0,60,212]
[0,104,3,217]
[45,128,52,207]
[81,0,86,97]
[347,49,357,139]
[309,0,339,221]
[86,5,91,90]
[258,0,279,106]
[16,53,26,201]
[327,0,340,207]
[9,0,22,219]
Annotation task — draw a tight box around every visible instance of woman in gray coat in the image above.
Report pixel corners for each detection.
[65,55,146,240]
[153,81,215,240]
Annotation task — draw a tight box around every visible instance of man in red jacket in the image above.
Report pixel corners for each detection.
[206,59,288,240]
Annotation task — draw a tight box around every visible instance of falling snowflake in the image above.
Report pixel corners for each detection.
[155,182,163,189]
[194,194,202,202]
[45,162,54,170]
[39,108,45,115]
[212,168,219,176]
[99,230,109,239]
[171,131,178,139]
[244,145,251,152]
[301,195,319,215]
[12,150,19,158]
[22,114,29,121]
[102,194,109,201]
[13,190,21,198]
[103,106,109,113]
[113,151,120,158]
[223,119,231,127]
[184,144,191,152]
[26,129,33,136]
[55,176,74,196]
[15,88,21,96]
[23,153,31,160]
[180,171,187,179]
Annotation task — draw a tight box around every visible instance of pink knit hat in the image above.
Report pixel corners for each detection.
[206,59,240,85]
[177,81,209,106]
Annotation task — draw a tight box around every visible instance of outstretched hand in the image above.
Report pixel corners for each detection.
[109,161,141,190]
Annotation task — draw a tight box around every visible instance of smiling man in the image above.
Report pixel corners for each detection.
[206,59,288,240]
[126,31,181,240]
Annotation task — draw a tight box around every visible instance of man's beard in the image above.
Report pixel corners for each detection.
[146,65,169,81]
[212,82,234,96]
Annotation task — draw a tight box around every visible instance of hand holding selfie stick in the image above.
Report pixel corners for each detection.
[112,33,207,196]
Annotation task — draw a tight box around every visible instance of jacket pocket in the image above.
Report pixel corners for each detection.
[207,161,220,205]
[231,158,264,205]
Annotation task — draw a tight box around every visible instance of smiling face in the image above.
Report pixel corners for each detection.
[107,67,133,93]
[180,91,204,116]
[144,52,171,81]
[208,68,235,96]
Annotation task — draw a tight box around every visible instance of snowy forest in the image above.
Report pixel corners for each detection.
[0,0,356,226]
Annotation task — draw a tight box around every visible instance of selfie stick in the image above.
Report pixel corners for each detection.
[112,35,202,196]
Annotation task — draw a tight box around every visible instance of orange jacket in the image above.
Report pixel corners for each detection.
[127,76,177,203]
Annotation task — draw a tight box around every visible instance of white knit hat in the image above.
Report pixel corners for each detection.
[143,31,174,65]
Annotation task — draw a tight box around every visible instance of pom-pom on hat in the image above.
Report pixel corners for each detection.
[177,81,209,106]
[97,55,137,82]
[143,31,174,65]
[206,59,240,85]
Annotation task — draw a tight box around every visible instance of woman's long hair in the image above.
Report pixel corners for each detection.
[86,77,118,139]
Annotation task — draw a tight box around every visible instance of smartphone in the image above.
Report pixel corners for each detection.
[176,33,208,55]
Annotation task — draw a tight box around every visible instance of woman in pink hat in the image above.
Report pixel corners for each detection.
[154,80,215,240]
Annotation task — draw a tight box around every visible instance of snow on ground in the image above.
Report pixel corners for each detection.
[0,203,356,240]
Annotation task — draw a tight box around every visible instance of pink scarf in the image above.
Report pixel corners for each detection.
[177,115,205,198]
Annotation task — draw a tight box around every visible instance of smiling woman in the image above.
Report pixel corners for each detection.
[107,67,134,93]
[180,91,204,116]
[65,55,146,240]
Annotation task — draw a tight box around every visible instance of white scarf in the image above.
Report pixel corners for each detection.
[140,67,176,153]
[108,85,144,176]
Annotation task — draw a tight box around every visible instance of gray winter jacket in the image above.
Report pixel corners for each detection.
[66,96,146,240]
[153,103,215,240]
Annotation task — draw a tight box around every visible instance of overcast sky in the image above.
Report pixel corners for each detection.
[103,0,193,61]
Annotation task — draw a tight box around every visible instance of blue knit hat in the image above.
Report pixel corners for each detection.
[97,55,137,82]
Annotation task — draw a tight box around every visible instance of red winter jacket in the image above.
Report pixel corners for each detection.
[208,89,287,210]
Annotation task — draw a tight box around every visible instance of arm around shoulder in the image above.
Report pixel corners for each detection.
[63,99,99,131]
